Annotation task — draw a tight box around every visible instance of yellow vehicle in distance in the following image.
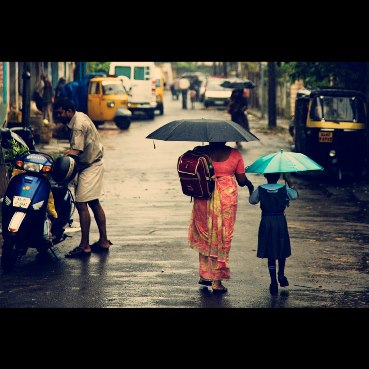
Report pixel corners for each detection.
[87,76,132,130]
[289,88,367,181]
[154,67,165,115]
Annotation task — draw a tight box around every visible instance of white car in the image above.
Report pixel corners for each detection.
[203,77,232,108]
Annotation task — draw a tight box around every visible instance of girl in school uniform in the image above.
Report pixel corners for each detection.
[249,172,298,295]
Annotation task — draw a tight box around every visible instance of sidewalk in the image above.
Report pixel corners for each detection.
[248,108,292,131]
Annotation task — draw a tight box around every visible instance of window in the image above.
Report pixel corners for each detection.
[134,66,151,81]
[89,82,100,94]
[102,81,126,95]
[310,96,365,123]
[115,66,131,78]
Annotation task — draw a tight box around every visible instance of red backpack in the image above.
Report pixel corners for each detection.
[177,149,215,199]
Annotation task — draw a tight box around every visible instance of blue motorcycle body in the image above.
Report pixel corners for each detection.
[1,152,74,272]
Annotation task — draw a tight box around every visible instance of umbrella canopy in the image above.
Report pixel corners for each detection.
[146,119,260,142]
[221,78,256,90]
[246,149,324,173]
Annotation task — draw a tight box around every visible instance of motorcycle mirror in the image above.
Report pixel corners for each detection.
[0,128,29,150]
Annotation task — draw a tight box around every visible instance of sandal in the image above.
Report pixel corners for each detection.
[65,246,91,258]
[198,278,212,286]
[90,240,113,253]
[212,282,228,294]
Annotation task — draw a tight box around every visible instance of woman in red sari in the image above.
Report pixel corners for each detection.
[188,142,254,294]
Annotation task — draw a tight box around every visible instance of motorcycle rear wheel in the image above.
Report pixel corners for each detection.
[1,238,19,273]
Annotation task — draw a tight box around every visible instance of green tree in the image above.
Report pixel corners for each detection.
[86,62,110,75]
[173,62,198,76]
[268,62,277,128]
[286,62,368,91]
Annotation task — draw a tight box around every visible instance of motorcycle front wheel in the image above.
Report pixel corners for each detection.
[1,238,19,273]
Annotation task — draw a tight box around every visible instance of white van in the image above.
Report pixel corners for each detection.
[109,62,157,120]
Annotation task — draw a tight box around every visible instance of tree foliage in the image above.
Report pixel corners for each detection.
[86,62,110,75]
[174,62,199,75]
[286,62,368,91]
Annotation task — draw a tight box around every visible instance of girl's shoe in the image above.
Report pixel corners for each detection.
[269,283,278,296]
[278,275,289,287]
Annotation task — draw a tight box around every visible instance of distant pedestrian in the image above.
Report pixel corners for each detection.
[227,88,250,149]
[54,77,66,105]
[179,77,190,109]
[170,78,180,100]
[53,77,66,120]
[189,89,196,109]
[189,76,201,101]
[41,74,54,123]
[249,172,298,295]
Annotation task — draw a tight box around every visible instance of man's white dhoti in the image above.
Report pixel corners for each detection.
[73,160,104,202]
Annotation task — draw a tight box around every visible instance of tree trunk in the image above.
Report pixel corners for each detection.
[212,62,217,76]
[268,62,277,128]
[21,62,31,129]
[223,62,228,78]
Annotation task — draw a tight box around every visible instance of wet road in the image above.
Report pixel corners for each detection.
[0,93,368,308]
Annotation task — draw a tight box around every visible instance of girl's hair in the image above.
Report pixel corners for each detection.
[264,172,281,183]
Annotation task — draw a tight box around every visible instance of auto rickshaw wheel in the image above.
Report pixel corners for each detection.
[115,118,131,130]
[93,121,105,128]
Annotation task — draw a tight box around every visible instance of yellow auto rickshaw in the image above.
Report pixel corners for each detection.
[289,88,367,181]
[87,76,132,130]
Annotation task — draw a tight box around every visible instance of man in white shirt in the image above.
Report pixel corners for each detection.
[55,99,112,258]
[179,77,190,109]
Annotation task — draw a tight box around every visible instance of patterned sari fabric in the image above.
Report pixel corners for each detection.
[188,175,238,280]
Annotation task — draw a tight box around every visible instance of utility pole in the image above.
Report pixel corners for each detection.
[74,62,87,81]
[268,61,277,128]
[21,62,31,129]
[213,62,217,76]
[223,62,228,78]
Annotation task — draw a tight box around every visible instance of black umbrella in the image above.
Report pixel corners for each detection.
[146,119,259,142]
[220,78,255,90]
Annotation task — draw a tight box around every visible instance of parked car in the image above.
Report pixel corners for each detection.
[203,77,232,108]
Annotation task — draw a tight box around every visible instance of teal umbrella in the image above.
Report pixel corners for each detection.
[246,149,324,173]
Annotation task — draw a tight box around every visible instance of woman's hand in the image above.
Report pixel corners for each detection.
[246,180,254,195]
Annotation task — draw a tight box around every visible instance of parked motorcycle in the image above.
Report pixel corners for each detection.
[0,128,77,273]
